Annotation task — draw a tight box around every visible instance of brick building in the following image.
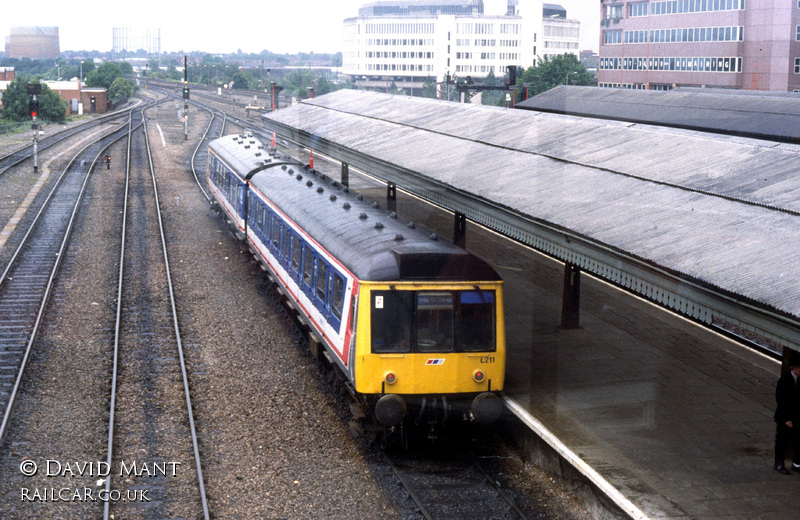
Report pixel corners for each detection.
[5,27,60,60]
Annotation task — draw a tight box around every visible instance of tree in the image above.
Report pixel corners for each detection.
[118,61,134,76]
[0,78,67,123]
[86,62,123,89]
[420,76,438,99]
[108,77,134,102]
[517,54,596,101]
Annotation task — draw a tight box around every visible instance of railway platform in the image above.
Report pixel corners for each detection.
[500,250,797,520]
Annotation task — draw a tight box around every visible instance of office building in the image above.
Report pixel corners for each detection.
[598,0,800,91]
[541,4,580,60]
[343,0,546,92]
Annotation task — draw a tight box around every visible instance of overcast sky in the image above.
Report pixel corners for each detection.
[2,0,599,55]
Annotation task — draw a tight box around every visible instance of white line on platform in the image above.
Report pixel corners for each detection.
[502,395,651,520]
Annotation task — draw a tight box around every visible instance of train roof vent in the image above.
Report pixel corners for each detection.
[375,222,384,230]
[343,202,351,210]
[317,187,324,194]
[359,212,368,220]
[330,194,337,202]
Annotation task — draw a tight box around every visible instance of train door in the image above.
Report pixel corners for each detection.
[313,258,327,314]
[302,249,314,300]
[291,239,302,284]
[327,272,345,333]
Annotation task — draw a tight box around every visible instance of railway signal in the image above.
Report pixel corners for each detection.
[105,155,111,169]
[183,56,189,141]
[27,84,41,173]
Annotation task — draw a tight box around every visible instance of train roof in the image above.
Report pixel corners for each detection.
[212,135,500,282]
[208,134,273,180]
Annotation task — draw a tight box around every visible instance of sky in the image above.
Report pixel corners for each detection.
[1,0,599,55]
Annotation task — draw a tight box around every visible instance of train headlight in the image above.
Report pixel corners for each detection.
[473,370,486,383]
[384,372,397,385]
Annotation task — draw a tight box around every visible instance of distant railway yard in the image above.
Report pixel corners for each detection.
[0,88,593,519]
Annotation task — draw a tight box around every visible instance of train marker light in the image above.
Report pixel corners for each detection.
[473,370,486,383]
[384,372,397,385]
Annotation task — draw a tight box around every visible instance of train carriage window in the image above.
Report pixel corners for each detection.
[303,250,313,287]
[371,291,412,353]
[283,230,292,260]
[416,292,454,352]
[331,274,345,320]
[292,239,301,272]
[457,291,496,352]
[316,261,327,301]
[271,216,281,250]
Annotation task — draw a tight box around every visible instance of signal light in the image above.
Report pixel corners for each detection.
[29,99,39,119]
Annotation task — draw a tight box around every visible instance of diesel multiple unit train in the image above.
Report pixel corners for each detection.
[207,133,505,434]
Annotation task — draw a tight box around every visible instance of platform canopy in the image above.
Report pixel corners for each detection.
[517,85,800,143]
[262,89,800,353]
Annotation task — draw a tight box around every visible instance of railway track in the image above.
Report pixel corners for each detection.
[103,98,209,519]
[381,436,533,520]
[0,102,140,179]
[0,103,149,447]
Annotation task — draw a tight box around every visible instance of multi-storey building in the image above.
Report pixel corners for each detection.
[112,28,162,55]
[598,0,800,91]
[542,4,581,60]
[343,0,545,92]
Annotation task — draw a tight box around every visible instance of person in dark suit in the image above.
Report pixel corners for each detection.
[774,354,800,475]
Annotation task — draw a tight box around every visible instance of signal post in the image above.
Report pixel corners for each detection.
[27,83,41,173]
[183,56,190,140]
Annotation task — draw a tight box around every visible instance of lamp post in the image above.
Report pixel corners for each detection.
[565,71,579,85]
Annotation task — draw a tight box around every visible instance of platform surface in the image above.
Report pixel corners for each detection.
[498,242,799,520]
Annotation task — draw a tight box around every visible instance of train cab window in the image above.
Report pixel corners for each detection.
[316,261,327,301]
[371,290,412,353]
[292,239,301,272]
[303,251,313,287]
[416,292,454,352]
[331,274,345,320]
[457,291,495,352]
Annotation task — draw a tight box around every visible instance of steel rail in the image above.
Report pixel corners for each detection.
[102,99,210,520]
[0,100,143,178]
[0,107,141,448]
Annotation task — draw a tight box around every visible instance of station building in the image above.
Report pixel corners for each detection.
[598,0,800,91]
[344,0,581,92]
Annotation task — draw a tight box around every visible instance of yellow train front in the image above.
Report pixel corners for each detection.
[355,279,505,428]
[206,134,505,435]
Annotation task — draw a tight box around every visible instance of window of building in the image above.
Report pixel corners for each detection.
[795,57,800,74]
